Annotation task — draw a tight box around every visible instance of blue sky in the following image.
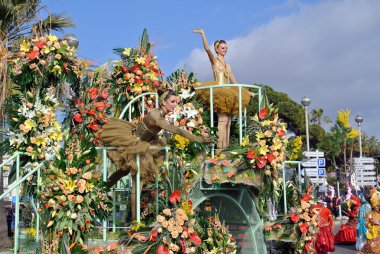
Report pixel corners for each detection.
[43,0,380,143]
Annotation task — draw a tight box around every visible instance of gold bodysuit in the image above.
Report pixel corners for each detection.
[196,58,250,115]
[101,109,204,186]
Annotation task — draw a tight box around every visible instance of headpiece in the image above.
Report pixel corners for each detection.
[159,90,170,105]
[214,40,220,51]
[370,191,380,207]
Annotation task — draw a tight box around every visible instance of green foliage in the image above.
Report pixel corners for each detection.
[248,86,305,135]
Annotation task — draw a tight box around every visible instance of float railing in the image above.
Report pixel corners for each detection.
[194,84,263,157]
[281,160,302,215]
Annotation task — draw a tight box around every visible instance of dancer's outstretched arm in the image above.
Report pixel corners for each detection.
[193,28,216,65]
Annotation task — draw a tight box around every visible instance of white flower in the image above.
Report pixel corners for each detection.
[183,108,198,119]
[186,121,195,128]
[179,89,195,100]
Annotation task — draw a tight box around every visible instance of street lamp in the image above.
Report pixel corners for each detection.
[64,34,79,49]
[301,96,311,152]
[355,115,364,158]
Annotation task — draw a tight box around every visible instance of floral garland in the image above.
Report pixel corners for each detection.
[7,87,63,175]
[263,186,318,254]
[38,135,112,252]
[70,72,111,145]
[164,70,212,163]
[8,34,88,90]
[110,37,165,118]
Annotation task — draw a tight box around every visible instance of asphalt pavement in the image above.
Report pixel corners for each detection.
[333,218,357,254]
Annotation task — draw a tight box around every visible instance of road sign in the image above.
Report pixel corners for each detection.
[318,168,326,176]
[301,159,318,167]
[356,171,377,176]
[317,158,325,167]
[354,157,375,164]
[355,164,375,171]
[309,177,327,184]
[356,176,377,181]
[303,151,324,157]
[357,181,377,186]
[303,168,326,177]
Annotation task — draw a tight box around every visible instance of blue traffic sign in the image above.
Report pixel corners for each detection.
[318,158,326,167]
[318,168,325,176]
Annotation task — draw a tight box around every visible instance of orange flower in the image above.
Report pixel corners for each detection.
[180,119,186,126]
[169,190,181,205]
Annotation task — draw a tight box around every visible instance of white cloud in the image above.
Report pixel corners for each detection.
[182,0,380,141]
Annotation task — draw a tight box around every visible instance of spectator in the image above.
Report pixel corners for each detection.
[6,207,13,237]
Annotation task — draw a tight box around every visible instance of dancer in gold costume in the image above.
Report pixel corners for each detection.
[101,89,211,219]
[193,29,254,150]
[358,190,380,253]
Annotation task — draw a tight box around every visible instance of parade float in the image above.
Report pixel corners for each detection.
[0,29,317,254]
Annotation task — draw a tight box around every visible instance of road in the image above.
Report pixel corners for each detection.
[333,218,357,254]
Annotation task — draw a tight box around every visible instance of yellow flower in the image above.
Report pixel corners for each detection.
[49,131,63,141]
[85,182,94,192]
[147,71,158,81]
[240,135,250,147]
[123,48,132,56]
[62,179,76,194]
[174,134,190,149]
[259,146,268,155]
[47,35,58,43]
[131,220,145,232]
[35,136,47,146]
[51,65,62,74]
[256,132,265,139]
[20,42,30,52]
[135,57,145,64]
[337,109,351,128]
[43,47,50,54]
[24,119,37,131]
[347,128,359,139]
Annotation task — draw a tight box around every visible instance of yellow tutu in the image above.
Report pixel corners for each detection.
[195,81,250,115]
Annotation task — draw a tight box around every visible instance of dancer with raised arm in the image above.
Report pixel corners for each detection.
[101,89,212,219]
[193,29,254,151]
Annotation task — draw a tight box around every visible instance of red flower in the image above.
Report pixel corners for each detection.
[88,88,99,100]
[277,130,285,138]
[157,245,169,254]
[94,102,105,111]
[301,193,311,202]
[74,114,83,123]
[122,65,128,73]
[247,149,255,159]
[305,241,312,252]
[87,122,99,131]
[179,240,186,252]
[28,51,39,60]
[101,89,108,99]
[132,64,139,73]
[290,213,300,223]
[210,158,218,164]
[189,231,202,246]
[267,153,275,162]
[36,41,46,49]
[259,107,268,120]
[85,109,96,116]
[148,230,158,242]
[299,222,309,235]
[256,157,267,169]
[169,189,181,205]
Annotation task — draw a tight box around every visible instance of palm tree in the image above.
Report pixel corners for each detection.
[0,0,74,248]
[310,108,324,126]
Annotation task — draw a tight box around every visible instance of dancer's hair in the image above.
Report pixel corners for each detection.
[158,89,176,105]
[214,39,227,53]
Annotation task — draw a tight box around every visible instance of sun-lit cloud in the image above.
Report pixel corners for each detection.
[182,0,380,140]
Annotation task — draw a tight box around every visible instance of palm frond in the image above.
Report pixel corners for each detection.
[32,14,75,34]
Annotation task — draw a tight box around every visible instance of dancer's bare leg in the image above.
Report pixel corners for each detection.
[226,115,232,147]
[131,177,136,220]
[217,113,229,149]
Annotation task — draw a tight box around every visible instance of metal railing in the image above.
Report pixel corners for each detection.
[0,152,45,254]
[194,84,263,157]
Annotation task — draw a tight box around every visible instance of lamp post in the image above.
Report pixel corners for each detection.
[301,96,311,152]
[64,34,79,49]
[355,115,364,158]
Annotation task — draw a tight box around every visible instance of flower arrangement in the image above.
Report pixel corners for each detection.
[263,186,318,254]
[38,138,112,252]
[8,34,87,91]
[6,87,63,189]
[110,29,164,118]
[70,72,112,145]
[199,215,237,254]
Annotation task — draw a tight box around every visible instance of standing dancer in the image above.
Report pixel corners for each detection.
[356,193,372,251]
[315,200,335,254]
[193,29,254,151]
